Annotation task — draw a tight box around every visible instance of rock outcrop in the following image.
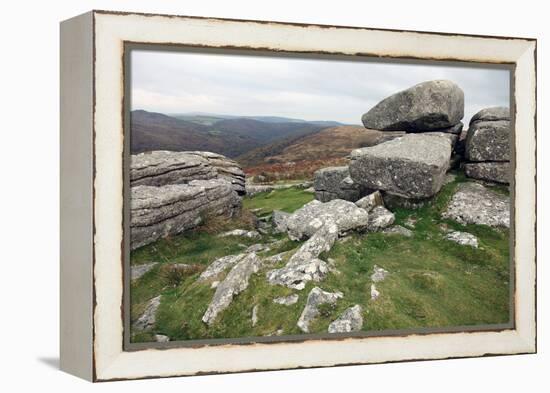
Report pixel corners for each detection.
[130,179,241,250]
[202,252,262,325]
[272,210,291,233]
[361,80,464,132]
[284,199,369,241]
[131,150,246,195]
[349,133,453,199]
[464,107,511,184]
[442,182,510,228]
[131,262,157,281]
[464,162,510,184]
[297,287,343,333]
[314,166,368,202]
[273,294,299,305]
[267,222,338,290]
[328,305,363,333]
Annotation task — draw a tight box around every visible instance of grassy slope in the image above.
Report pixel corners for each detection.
[130,177,510,343]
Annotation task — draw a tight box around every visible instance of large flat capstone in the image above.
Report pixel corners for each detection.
[361,80,464,132]
[349,133,452,199]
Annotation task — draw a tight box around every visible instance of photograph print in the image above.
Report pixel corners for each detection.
[127,48,512,345]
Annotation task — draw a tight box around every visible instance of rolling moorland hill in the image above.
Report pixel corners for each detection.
[131,110,335,158]
[238,125,403,180]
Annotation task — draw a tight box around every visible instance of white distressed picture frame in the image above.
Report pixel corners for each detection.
[60,10,536,382]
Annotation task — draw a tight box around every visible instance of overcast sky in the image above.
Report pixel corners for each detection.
[131,49,510,125]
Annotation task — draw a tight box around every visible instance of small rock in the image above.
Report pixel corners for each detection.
[404,217,417,228]
[297,287,343,333]
[131,262,157,281]
[328,305,363,333]
[202,253,262,325]
[273,294,299,305]
[154,334,170,343]
[246,243,270,253]
[198,253,246,282]
[370,284,380,300]
[267,222,338,289]
[371,265,389,282]
[218,229,261,239]
[445,231,479,248]
[355,191,384,212]
[252,305,259,327]
[133,296,161,331]
[382,225,413,237]
[367,206,395,231]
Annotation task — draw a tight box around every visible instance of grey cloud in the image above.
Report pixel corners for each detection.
[131,49,510,125]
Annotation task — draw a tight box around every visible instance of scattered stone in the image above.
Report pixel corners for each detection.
[442,182,510,228]
[361,80,464,132]
[246,184,275,196]
[465,120,510,162]
[297,287,343,333]
[267,222,338,289]
[210,281,219,288]
[370,284,380,300]
[382,225,413,237]
[273,294,299,305]
[371,265,389,282]
[355,191,384,212]
[133,296,161,331]
[131,262,157,281]
[252,305,259,327]
[404,217,418,228]
[202,253,262,325]
[445,231,479,248]
[272,210,291,234]
[219,229,261,239]
[130,150,246,195]
[285,199,369,240]
[131,179,241,250]
[198,253,246,282]
[261,251,292,268]
[464,162,510,184]
[469,106,510,125]
[349,133,453,199]
[328,305,363,333]
[367,206,395,232]
[154,334,170,343]
[314,166,368,202]
[246,243,270,253]
[304,187,315,193]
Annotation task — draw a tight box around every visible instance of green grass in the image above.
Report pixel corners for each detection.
[130,178,510,342]
[243,187,314,215]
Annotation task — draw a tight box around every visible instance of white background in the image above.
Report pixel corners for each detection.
[0,0,546,391]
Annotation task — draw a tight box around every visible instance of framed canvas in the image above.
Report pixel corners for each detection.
[60,10,537,382]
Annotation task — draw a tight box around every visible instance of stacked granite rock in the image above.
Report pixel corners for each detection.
[314,80,463,204]
[463,107,511,184]
[130,151,244,250]
[339,80,463,207]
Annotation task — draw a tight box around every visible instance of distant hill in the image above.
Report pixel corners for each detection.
[238,125,403,181]
[171,112,345,127]
[237,125,400,167]
[130,110,330,157]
